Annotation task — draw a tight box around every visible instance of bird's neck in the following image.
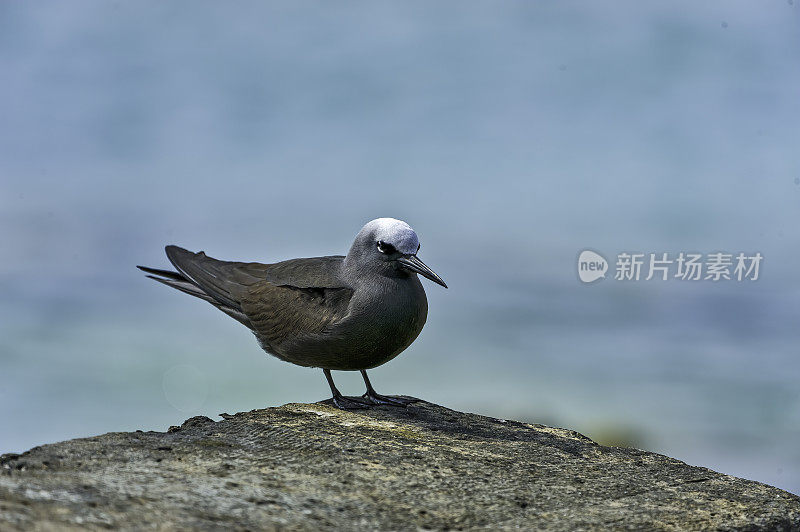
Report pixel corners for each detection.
[341,258,411,289]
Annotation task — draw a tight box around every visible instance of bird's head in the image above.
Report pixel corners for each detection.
[345,218,447,288]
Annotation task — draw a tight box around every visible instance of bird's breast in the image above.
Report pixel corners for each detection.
[268,275,429,371]
[333,276,428,368]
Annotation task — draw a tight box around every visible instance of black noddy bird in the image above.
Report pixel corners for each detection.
[138,218,447,410]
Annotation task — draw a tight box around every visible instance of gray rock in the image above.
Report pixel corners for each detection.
[1,401,798,530]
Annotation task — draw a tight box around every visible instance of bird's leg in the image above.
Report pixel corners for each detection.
[324,369,368,410]
[360,370,418,406]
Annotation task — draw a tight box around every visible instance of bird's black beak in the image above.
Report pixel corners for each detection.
[397,254,448,288]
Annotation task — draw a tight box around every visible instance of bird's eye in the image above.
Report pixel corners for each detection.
[376,240,396,254]
[417,243,420,252]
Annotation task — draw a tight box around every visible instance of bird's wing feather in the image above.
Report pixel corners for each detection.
[239,282,353,353]
[165,246,265,309]
[162,246,353,350]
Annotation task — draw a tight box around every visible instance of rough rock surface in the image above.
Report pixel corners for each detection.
[1,400,798,530]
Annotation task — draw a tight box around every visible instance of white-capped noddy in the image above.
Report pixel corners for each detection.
[138,218,447,409]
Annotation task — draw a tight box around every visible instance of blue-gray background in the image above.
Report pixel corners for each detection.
[2,1,799,494]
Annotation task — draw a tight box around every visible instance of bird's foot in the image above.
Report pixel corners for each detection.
[361,391,419,407]
[330,395,371,410]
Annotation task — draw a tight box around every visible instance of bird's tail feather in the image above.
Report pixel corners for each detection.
[137,265,186,282]
[141,272,215,303]
[137,261,253,328]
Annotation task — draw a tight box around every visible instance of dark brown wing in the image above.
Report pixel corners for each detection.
[157,246,353,352]
[164,246,265,309]
[238,282,353,355]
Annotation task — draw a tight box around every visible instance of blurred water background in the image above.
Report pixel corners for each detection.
[1,1,799,494]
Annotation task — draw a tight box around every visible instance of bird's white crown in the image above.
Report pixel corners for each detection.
[362,218,419,255]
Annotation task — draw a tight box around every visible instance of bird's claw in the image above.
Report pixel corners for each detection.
[330,395,371,410]
[361,392,419,406]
